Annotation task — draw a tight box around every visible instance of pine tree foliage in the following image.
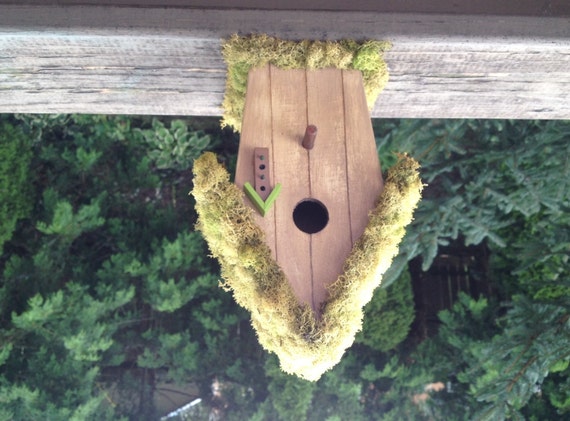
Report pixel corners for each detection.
[468,294,570,420]
[121,231,219,313]
[258,356,316,421]
[364,293,499,421]
[376,120,570,284]
[137,119,211,171]
[308,355,367,421]
[137,331,199,384]
[374,290,570,420]
[36,199,105,244]
[356,268,415,352]
[543,365,570,415]
[1,114,568,419]
[0,114,231,420]
[0,120,33,254]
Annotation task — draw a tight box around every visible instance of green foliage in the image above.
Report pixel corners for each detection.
[375,119,570,284]
[137,119,211,171]
[2,114,568,420]
[137,332,199,384]
[308,355,367,421]
[0,344,11,368]
[0,119,33,254]
[543,368,570,414]
[492,204,570,299]
[356,268,415,352]
[62,146,103,174]
[368,294,500,421]
[371,289,570,421]
[36,199,105,243]
[466,294,570,420]
[2,279,132,419]
[261,356,316,421]
[0,114,238,420]
[122,231,218,313]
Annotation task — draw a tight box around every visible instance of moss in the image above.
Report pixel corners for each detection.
[221,34,391,132]
[191,152,422,381]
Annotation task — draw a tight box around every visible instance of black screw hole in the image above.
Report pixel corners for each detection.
[259,164,266,170]
[293,199,328,234]
[260,186,266,191]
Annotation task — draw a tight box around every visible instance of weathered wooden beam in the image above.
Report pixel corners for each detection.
[3,0,570,16]
[1,5,569,119]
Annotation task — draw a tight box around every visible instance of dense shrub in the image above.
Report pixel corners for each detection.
[0,120,33,253]
[375,119,570,285]
[356,268,414,352]
[1,115,568,420]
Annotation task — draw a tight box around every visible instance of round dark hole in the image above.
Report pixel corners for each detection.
[260,186,266,191]
[259,164,266,170]
[293,199,329,234]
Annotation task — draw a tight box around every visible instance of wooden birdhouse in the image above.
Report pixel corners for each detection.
[192,57,421,381]
[235,64,384,314]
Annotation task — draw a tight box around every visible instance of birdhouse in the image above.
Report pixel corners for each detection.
[234,64,384,314]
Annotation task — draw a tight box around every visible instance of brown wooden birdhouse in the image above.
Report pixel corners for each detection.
[235,64,384,314]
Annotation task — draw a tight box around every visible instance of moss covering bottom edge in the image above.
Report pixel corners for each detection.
[191,152,422,381]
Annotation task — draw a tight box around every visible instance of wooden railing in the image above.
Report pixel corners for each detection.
[1,3,569,119]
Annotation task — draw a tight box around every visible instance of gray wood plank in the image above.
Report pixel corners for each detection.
[1,0,569,16]
[1,5,569,119]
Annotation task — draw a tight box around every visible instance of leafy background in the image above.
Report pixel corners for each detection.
[0,115,568,420]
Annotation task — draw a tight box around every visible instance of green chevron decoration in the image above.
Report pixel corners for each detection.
[244,182,282,217]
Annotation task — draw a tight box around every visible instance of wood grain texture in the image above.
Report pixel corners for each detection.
[236,65,382,313]
[306,68,352,311]
[343,70,384,244]
[234,66,276,256]
[1,5,569,119]
[270,66,312,308]
[2,0,569,16]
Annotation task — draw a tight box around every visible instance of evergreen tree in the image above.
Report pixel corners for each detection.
[467,293,570,420]
[0,119,33,254]
[356,268,415,352]
[2,115,569,420]
[0,114,234,420]
[375,119,570,285]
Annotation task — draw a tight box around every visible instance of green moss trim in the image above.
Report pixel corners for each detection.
[221,34,391,132]
[191,152,422,381]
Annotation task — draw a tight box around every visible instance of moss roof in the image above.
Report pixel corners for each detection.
[221,34,391,132]
[191,152,422,381]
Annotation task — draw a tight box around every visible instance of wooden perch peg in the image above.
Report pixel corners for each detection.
[302,125,318,150]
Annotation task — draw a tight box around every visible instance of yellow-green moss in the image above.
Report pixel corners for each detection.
[221,34,391,132]
[191,152,422,381]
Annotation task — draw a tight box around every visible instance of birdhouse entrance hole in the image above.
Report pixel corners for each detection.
[293,199,329,234]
